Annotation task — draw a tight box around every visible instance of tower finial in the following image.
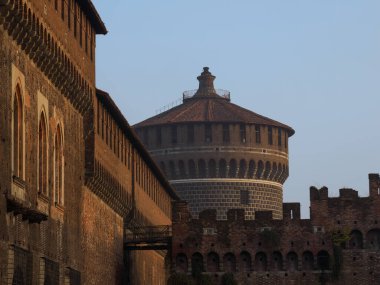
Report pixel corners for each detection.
[194,67,217,97]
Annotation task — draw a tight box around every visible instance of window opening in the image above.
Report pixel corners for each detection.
[240,124,246,143]
[268,126,273,145]
[255,125,261,144]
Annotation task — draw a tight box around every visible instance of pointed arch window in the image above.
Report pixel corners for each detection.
[13,85,24,178]
[38,111,48,196]
[54,124,64,205]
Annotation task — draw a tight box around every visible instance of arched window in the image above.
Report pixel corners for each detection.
[255,252,267,271]
[240,251,251,271]
[286,252,298,271]
[54,124,64,205]
[223,253,236,272]
[13,85,24,178]
[176,253,188,273]
[302,251,314,270]
[349,230,363,249]
[367,229,380,250]
[38,111,48,196]
[207,252,220,272]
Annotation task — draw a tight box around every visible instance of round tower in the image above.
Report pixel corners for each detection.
[134,67,295,219]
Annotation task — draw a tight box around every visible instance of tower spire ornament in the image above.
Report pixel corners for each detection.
[194,67,217,97]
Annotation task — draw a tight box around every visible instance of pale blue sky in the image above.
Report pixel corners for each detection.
[92,0,380,217]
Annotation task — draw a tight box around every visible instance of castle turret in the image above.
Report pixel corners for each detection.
[134,68,295,219]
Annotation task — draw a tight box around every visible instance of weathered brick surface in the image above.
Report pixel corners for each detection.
[134,68,292,220]
[171,174,380,284]
[0,1,177,284]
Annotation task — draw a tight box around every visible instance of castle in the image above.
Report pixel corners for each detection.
[0,1,177,284]
[134,67,294,220]
[136,69,380,284]
[1,1,379,285]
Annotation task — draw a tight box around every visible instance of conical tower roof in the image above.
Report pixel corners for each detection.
[135,67,295,136]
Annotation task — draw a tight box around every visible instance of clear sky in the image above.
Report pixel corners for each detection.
[92,0,380,217]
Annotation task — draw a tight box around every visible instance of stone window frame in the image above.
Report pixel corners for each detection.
[11,65,26,181]
[53,121,65,206]
[37,91,49,199]
[38,109,49,197]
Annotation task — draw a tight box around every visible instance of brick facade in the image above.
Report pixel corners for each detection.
[171,174,380,284]
[0,1,177,284]
[135,67,294,219]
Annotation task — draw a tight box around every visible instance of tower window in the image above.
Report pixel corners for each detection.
[171,125,177,144]
[268,126,273,145]
[278,128,282,146]
[255,125,261,144]
[205,124,212,143]
[222,124,230,143]
[187,125,194,143]
[240,124,246,143]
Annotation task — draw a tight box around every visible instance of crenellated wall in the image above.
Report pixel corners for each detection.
[171,173,380,284]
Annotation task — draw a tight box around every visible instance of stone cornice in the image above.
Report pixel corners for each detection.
[0,0,92,115]
[85,159,132,217]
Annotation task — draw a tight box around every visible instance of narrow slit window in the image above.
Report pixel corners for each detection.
[268,126,273,145]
